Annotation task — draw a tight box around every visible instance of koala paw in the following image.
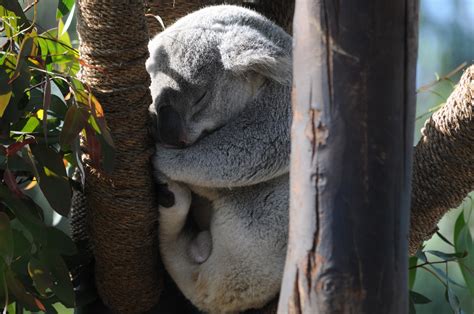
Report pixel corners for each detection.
[154,170,175,208]
[159,181,192,223]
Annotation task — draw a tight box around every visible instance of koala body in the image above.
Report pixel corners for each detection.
[147,5,291,313]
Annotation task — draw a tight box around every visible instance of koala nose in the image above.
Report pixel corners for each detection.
[157,106,188,148]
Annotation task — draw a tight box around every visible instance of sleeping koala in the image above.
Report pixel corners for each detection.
[147,5,291,313]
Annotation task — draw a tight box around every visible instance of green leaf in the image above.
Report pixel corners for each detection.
[429,265,465,288]
[59,5,76,38]
[11,229,31,259]
[409,290,432,304]
[0,185,45,240]
[60,105,88,150]
[436,231,455,247]
[5,269,45,311]
[0,213,14,265]
[409,256,417,289]
[56,0,75,19]
[445,287,461,314]
[409,295,416,314]
[0,67,12,118]
[0,0,31,30]
[28,257,54,296]
[46,227,77,256]
[42,78,52,140]
[415,250,427,263]
[454,211,466,243]
[30,144,71,216]
[39,249,74,307]
[453,211,474,295]
[425,250,467,261]
[19,116,41,133]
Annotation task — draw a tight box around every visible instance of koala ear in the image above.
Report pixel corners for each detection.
[220,29,292,86]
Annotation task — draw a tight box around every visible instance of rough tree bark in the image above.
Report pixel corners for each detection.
[278,1,419,313]
[77,0,161,312]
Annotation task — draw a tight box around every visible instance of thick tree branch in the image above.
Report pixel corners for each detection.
[409,65,474,255]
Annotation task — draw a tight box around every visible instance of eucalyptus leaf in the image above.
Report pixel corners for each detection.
[28,257,54,296]
[0,212,14,265]
[56,0,75,19]
[46,227,77,256]
[30,144,71,217]
[454,212,474,295]
[5,269,45,311]
[409,290,432,304]
[39,249,74,308]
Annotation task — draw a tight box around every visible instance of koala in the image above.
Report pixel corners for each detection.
[147,5,292,313]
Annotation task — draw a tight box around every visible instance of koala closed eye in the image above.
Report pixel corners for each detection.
[149,4,291,313]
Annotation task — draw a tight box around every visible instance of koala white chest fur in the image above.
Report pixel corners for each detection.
[147,5,292,313]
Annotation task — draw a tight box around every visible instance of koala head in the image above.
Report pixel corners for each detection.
[146,5,291,148]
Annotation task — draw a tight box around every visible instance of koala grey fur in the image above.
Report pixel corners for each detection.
[147,5,291,313]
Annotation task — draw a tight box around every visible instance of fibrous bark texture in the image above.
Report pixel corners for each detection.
[77,0,162,312]
[409,65,474,255]
[278,0,419,313]
[145,0,294,36]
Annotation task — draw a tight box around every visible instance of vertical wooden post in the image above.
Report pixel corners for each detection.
[278,0,419,313]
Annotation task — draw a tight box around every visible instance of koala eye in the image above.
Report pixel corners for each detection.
[193,91,207,107]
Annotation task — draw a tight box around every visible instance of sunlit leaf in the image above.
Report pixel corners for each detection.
[56,0,75,19]
[42,77,52,140]
[0,67,12,118]
[60,105,88,150]
[0,0,31,30]
[18,116,41,133]
[59,4,76,38]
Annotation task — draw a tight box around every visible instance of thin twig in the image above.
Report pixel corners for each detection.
[410,260,458,270]
[419,266,448,288]
[417,62,468,93]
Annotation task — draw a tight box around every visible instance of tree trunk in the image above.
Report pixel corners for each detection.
[278,1,419,313]
[77,0,162,312]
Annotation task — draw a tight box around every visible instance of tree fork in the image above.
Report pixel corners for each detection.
[278,1,419,313]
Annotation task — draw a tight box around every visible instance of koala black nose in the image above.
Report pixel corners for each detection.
[157,106,187,148]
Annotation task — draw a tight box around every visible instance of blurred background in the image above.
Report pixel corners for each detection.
[406,1,473,313]
[28,0,474,313]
